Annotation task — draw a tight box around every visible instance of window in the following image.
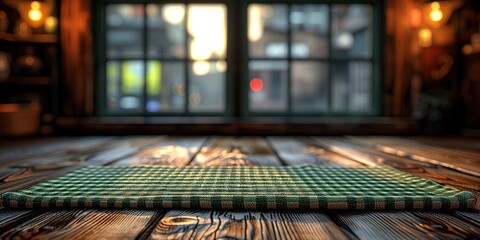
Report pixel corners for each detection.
[96,1,380,116]
[247,3,378,115]
[98,2,228,115]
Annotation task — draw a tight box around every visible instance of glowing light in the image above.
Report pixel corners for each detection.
[17,0,52,28]
[216,61,227,72]
[188,5,226,60]
[418,29,432,47]
[193,61,210,76]
[248,5,264,42]
[462,44,473,55]
[162,4,185,25]
[190,39,212,60]
[189,93,201,105]
[334,32,354,50]
[44,16,57,33]
[250,78,264,92]
[28,8,42,22]
[429,2,443,22]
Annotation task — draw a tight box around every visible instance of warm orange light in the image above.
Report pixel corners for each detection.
[419,29,432,47]
[44,16,57,33]
[17,0,52,28]
[429,2,443,22]
[28,1,42,21]
[28,9,42,22]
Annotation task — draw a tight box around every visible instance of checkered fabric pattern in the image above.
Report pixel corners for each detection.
[0,165,476,210]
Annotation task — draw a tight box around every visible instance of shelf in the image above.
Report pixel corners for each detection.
[0,32,58,44]
[0,77,51,85]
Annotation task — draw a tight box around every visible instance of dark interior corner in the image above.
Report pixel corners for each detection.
[0,0,479,136]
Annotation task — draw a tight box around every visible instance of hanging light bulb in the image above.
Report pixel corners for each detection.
[429,2,443,22]
[17,0,52,28]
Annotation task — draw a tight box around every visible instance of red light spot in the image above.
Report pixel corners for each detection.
[250,78,264,92]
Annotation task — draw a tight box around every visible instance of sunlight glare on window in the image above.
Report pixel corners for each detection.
[162,4,185,25]
[188,5,226,61]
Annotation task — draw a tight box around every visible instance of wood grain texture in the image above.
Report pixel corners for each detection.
[315,137,480,191]
[336,211,480,240]
[0,137,115,168]
[149,137,350,239]
[0,136,163,194]
[348,136,480,177]
[0,210,158,239]
[0,208,33,229]
[112,136,207,166]
[268,137,363,167]
[408,136,480,152]
[2,136,480,240]
[149,210,348,240]
[0,136,166,238]
[456,211,480,227]
[190,136,281,166]
[0,137,72,159]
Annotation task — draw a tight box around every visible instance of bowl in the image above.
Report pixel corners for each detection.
[0,103,42,136]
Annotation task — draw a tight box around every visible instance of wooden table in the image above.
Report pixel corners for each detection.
[0,136,479,239]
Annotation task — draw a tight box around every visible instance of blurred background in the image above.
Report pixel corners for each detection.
[0,0,479,136]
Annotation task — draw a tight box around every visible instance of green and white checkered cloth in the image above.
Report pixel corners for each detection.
[0,165,476,210]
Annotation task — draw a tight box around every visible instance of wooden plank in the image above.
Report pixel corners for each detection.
[314,137,480,237]
[0,137,70,157]
[0,208,33,229]
[456,211,480,227]
[268,137,364,166]
[312,137,380,167]
[0,136,164,193]
[0,136,168,239]
[0,137,115,169]
[408,136,480,152]
[111,136,207,166]
[315,137,480,191]
[0,210,160,239]
[149,210,348,240]
[336,211,480,240]
[314,137,480,210]
[190,136,281,166]
[348,136,480,177]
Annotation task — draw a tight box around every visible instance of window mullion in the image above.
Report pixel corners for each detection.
[287,3,292,114]
[327,3,332,114]
[142,4,148,115]
[184,4,190,114]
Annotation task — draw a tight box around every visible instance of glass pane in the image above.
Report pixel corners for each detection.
[147,4,186,58]
[249,61,288,112]
[106,60,144,112]
[146,61,185,112]
[188,61,226,112]
[106,4,144,59]
[331,5,372,58]
[106,61,121,110]
[249,4,288,58]
[188,4,227,60]
[292,61,328,112]
[291,5,329,58]
[331,61,372,112]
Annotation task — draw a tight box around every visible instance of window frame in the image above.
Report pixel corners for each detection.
[241,0,382,117]
[94,0,382,117]
[94,0,234,117]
